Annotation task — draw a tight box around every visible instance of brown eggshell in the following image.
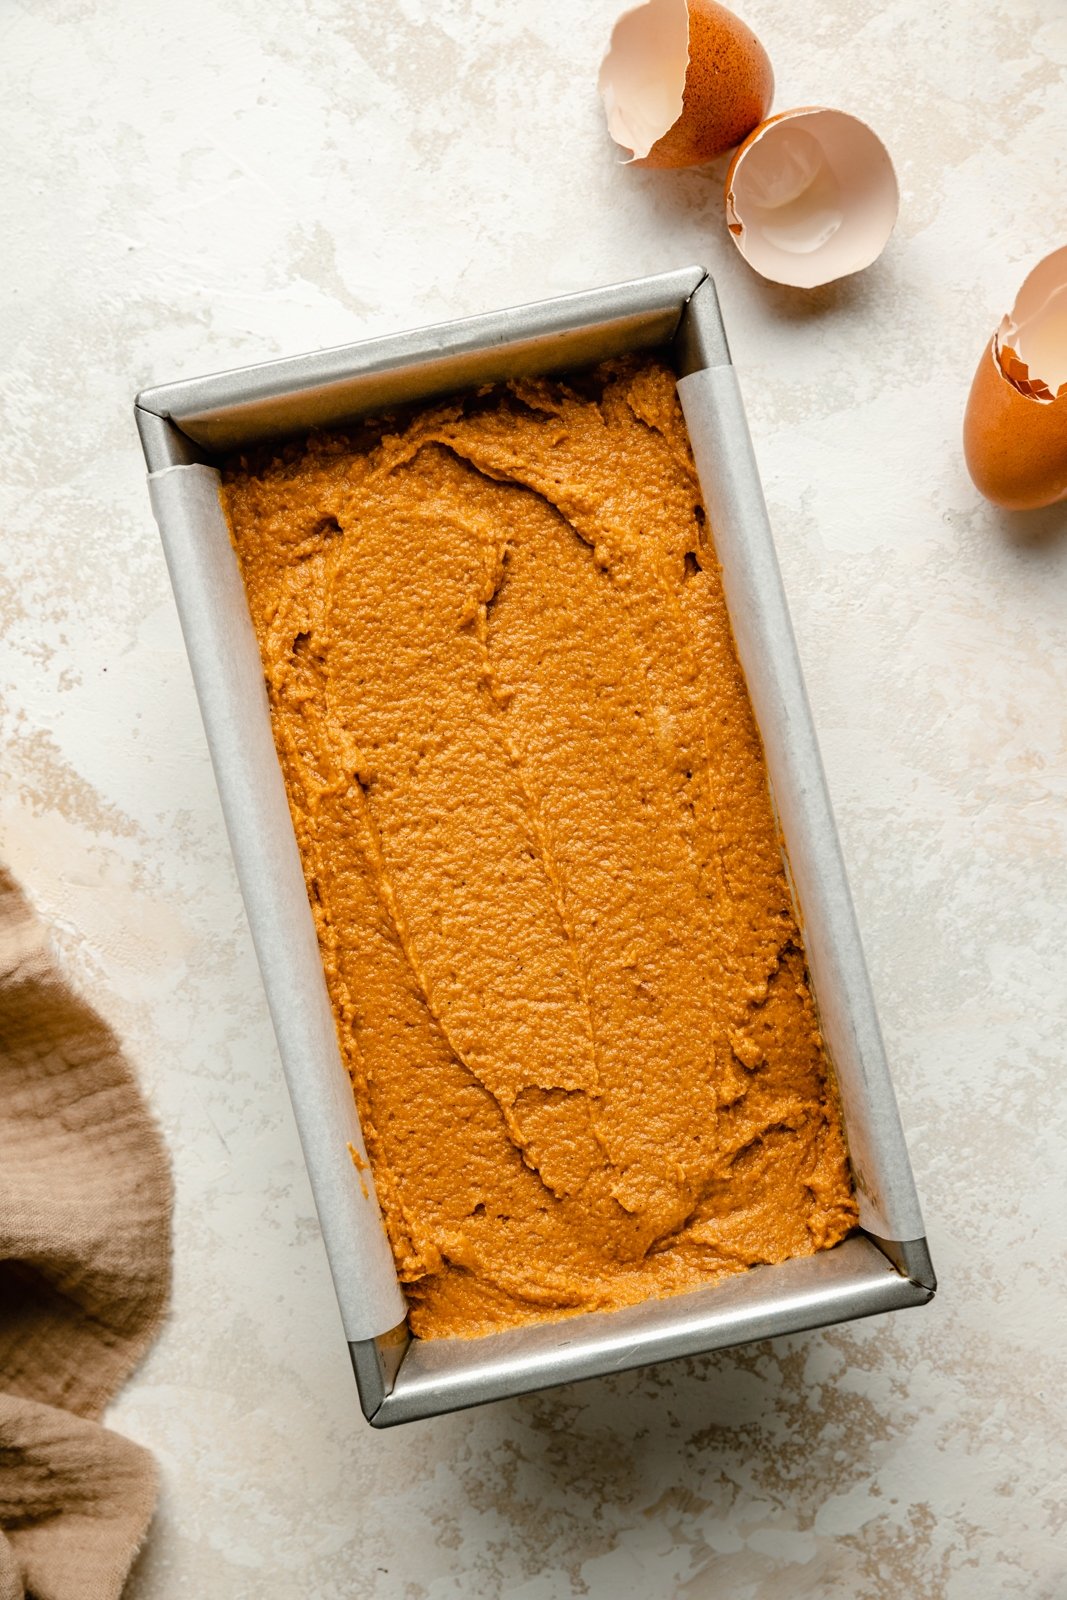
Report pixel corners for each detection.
[599,0,773,169]
[964,336,1067,511]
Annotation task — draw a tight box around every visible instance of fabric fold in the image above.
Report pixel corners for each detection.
[0,869,173,1599]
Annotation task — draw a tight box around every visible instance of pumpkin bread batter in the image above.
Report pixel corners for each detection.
[223,356,857,1339]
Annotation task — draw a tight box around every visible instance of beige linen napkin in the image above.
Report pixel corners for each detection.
[0,870,172,1600]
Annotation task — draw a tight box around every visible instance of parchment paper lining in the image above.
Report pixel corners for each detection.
[149,465,406,1341]
[678,365,924,1242]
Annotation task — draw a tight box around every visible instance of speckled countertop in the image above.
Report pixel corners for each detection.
[2,1,1066,1595]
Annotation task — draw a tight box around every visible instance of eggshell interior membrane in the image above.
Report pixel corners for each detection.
[599,0,689,162]
[599,0,773,168]
[996,244,1067,399]
[725,109,899,289]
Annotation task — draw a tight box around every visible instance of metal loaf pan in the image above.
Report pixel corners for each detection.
[137,267,934,1428]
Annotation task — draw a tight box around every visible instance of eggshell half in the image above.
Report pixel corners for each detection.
[599,0,773,168]
[724,108,899,289]
[963,246,1067,511]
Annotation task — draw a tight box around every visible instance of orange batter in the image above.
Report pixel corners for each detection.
[222,355,857,1339]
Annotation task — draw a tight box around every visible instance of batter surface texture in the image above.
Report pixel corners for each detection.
[223,356,857,1339]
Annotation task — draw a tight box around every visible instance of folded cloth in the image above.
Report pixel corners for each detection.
[0,870,172,1600]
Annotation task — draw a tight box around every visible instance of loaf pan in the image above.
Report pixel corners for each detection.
[136,267,934,1427]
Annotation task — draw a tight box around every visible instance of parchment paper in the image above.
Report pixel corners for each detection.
[149,464,407,1341]
[678,366,926,1245]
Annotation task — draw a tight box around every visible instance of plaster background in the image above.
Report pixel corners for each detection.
[2,0,1065,1595]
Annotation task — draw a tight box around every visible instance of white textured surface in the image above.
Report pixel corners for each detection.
[2,1,1066,1595]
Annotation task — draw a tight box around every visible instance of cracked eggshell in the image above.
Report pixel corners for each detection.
[599,0,773,169]
[724,108,899,289]
[963,246,1067,511]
